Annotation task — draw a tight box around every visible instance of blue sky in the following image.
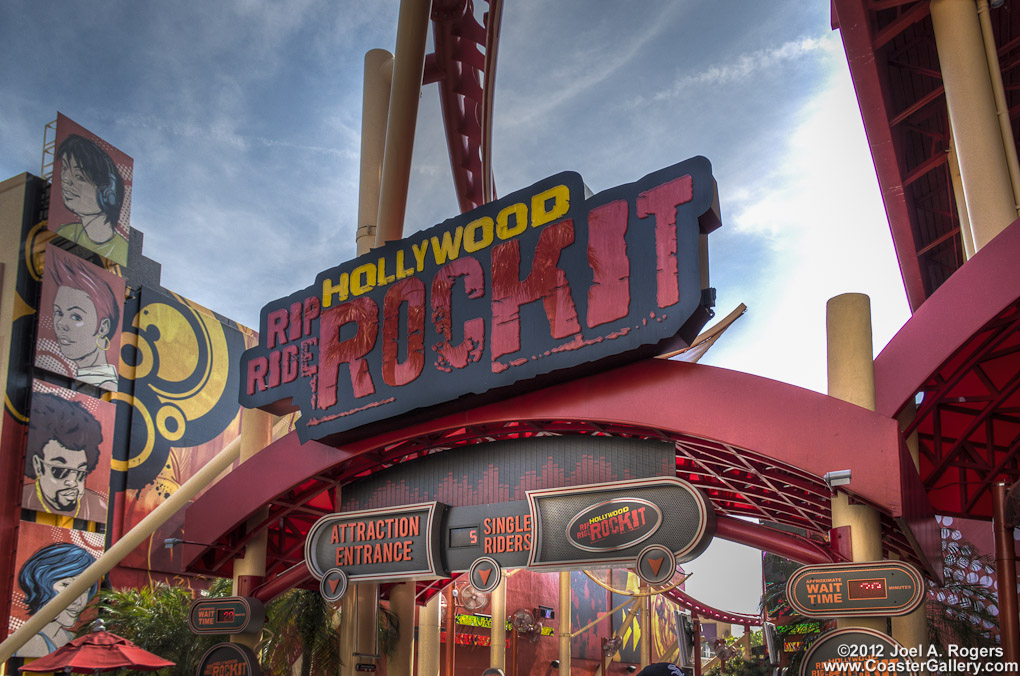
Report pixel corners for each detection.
[1,1,911,616]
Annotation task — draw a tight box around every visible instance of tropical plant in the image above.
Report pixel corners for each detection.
[703,655,773,676]
[259,589,400,676]
[260,588,342,676]
[82,577,232,676]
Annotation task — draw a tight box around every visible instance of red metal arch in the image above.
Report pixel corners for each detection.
[183,359,939,599]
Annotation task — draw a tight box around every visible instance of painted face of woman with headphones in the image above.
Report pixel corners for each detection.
[54,135,128,265]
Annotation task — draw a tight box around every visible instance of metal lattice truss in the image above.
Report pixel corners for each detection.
[188,420,921,602]
[425,0,502,212]
[905,300,1020,517]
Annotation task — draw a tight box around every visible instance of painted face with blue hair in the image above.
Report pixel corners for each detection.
[18,542,98,626]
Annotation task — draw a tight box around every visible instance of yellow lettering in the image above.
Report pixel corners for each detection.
[430,226,464,264]
[377,257,395,285]
[496,202,528,240]
[321,273,350,308]
[463,216,494,253]
[531,184,570,228]
[412,240,430,271]
[351,263,377,296]
[396,249,416,279]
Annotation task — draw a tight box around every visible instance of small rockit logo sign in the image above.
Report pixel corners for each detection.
[240,157,721,443]
[566,498,662,552]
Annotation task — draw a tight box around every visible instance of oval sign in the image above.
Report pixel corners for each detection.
[786,560,925,618]
[565,498,662,552]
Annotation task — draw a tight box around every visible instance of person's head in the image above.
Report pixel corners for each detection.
[56,134,123,226]
[26,393,103,511]
[18,542,98,622]
[49,253,119,362]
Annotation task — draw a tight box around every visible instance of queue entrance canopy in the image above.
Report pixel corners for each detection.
[240,157,721,444]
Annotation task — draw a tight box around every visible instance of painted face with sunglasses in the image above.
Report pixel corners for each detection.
[32,440,89,512]
[23,392,107,521]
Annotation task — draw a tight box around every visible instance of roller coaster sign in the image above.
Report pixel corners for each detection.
[241,157,722,443]
[305,476,715,597]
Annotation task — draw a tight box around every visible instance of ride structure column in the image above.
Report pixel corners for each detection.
[559,571,571,676]
[418,592,441,676]
[356,48,394,256]
[930,0,1017,251]
[231,407,274,649]
[825,293,885,634]
[389,582,416,676]
[375,0,433,247]
[490,574,507,672]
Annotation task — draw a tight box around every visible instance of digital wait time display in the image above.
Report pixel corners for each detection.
[848,578,887,600]
[188,597,265,636]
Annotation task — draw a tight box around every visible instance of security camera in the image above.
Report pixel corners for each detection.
[823,470,852,492]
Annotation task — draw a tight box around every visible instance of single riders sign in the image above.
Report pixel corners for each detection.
[240,157,721,442]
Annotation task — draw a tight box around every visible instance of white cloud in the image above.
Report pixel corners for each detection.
[655,33,841,101]
[702,55,910,392]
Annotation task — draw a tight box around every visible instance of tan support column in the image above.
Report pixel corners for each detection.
[947,131,976,260]
[559,571,571,676]
[357,49,394,256]
[231,408,273,648]
[355,584,380,665]
[931,0,1016,251]
[389,582,416,676]
[826,293,885,633]
[418,592,441,676]
[375,0,433,247]
[640,588,651,668]
[977,0,1020,217]
[891,407,929,668]
[340,592,358,676]
[490,575,507,671]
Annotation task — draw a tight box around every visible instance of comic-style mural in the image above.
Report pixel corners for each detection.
[571,570,607,660]
[612,570,643,663]
[34,246,125,391]
[6,522,104,657]
[111,285,256,575]
[21,382,113,523]
[48,113,132,267]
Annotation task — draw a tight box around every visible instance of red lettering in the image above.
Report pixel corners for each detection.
[356,522,365,541]
[382,277,425,387]
[431,258,486,370]
[288,302,303,342]
[268,350,282,388]
[586,199,630,327]
[491,220,581,362]
[281,344,299,384]
[470,529,477,545]
[317,297,379,409]
[303,296,320,336]
[331,525,339,544]
[636,175,693,309]
[246,356,269,395]
[267,308,288,349]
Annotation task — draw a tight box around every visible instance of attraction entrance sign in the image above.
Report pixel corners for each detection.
[241,157,721,443]
[786,560,925,618]
[304,477,714,596]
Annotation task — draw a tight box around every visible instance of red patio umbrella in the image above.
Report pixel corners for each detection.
[19,630,175,673]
